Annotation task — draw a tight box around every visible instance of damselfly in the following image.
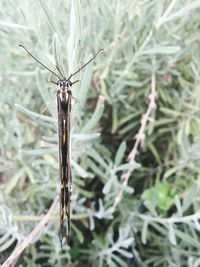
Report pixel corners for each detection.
[19,44,103,246]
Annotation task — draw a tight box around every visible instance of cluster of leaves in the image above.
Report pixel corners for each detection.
[1,0,200,266]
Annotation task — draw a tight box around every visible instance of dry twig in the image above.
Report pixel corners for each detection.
[109,73,156,213]
[2,197,59,267]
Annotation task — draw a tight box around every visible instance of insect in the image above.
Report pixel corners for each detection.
[19,44,103,246]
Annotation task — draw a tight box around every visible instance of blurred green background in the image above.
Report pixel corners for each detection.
[1,0,200,266]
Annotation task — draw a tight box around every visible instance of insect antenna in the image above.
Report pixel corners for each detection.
[68,49,104,80]
[19,44,61,80]
[56,65,65,79]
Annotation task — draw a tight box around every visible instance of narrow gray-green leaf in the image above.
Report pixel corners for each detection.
[15,104,55,123]
[23,148,56,156]
[114,141,126,166]
[158,1,200,26]
[81,98,104,133]
[115,162,140,172]
[72,160,88,178]
[141,46,180,55]
[175,195,182,217]
[38,0,63,42]
[53,33,66,78]
[67,0,83,74]
[36,69,57,118]
[142,221,148,244]
[169,223,176,245]
[73,63,93,115]
[4,168,25,194]
[72,133,100,141]
[0,236,16,253]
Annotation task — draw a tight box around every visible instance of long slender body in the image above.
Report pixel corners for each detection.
[19,44,103,247]
[57,86,72,246]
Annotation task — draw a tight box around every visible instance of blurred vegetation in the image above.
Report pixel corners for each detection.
[1,0,200,266]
